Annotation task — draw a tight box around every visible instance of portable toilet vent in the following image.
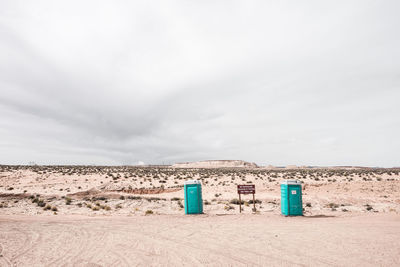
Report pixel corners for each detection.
[281,180,303,216]
[184,180,203,214]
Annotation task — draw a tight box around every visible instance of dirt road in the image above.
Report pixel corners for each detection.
[0,214,399,266]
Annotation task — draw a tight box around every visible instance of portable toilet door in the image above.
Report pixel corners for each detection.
[281,180,303,216]
[184,180,203,214]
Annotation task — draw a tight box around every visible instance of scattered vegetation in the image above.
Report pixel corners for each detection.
[229,199,244,205]
[224,204,235,210]
[65,197,72,205]
[0,165,398,215]
[248,199,262,204]
[145,209,154,215]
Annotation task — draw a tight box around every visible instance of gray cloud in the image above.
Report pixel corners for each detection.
[0,1,399,166]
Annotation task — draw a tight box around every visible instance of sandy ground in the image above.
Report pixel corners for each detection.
[1,166,399,216]
[0,165,400,266]
[0,214,399,267]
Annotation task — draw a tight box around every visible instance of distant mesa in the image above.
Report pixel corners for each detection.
[172,160,258,169]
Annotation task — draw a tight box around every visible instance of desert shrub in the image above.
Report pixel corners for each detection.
[229,199,244,205]
[145,209,154,215]
[51,206,58,211]
[44,204,52,210]
[65,197,72,205]
[327,203,339,209]
[115,204,122,209]
[119,195,125,200]
[224,204,234,210]
[204,200,211,205]
[248,199,262,204]
[92,206,100,211]
[37,200,46,207]
[306,202,312,207]
[171,197,181,201]
[127,196,142,200]
[104,206,111,211]
[147,197,165,202]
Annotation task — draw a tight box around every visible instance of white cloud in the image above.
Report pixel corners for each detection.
[0,1,399,166]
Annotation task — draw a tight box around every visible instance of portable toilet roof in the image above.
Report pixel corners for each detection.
[184,180,201,185]
[280,180,301,185]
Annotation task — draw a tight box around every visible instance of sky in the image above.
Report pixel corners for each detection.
[0,1,399,167]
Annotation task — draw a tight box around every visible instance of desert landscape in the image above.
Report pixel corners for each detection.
[2,1,400,266]
[0,161,399,266]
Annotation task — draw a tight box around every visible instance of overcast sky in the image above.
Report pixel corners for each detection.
[0,1,399,167]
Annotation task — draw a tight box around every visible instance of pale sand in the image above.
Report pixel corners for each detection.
[0,214,399,266]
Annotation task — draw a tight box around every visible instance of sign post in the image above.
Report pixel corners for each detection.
[237,185,256,213]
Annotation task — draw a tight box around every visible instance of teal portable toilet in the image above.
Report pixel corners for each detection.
[281,180,303,216]
[184,180,203,214]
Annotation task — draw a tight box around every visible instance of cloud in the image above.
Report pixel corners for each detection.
[0,1,399,166]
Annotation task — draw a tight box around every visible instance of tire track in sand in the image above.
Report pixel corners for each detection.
[0,243,12,267]
[9,227,42,265]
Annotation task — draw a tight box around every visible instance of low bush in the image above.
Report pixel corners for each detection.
[65,197,72,205]
[229,199,244,205]
[37,200,46,207]
[224,204,235,210]
[248,199,262,204]
[145,209,154,215]
[128,196,142,200]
